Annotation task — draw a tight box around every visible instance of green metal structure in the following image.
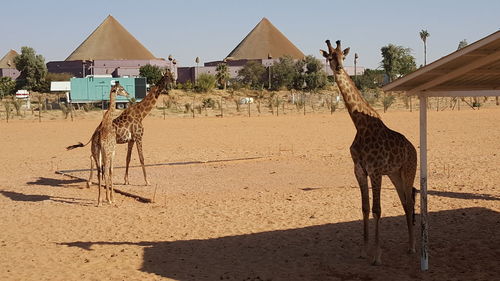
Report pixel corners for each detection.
[69,76,147,106]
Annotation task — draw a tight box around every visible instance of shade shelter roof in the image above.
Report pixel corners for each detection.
[0,50,18,69]
[383,30,500,96]
[226,17,304,60]
[66,15,156,61]
[382,30,500,271]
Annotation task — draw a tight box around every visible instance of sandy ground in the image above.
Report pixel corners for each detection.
[0,107,499,281]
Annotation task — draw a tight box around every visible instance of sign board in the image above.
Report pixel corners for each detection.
[50,81,71,91]
[15,90,29,99]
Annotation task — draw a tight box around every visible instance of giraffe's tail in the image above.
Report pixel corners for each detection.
[66,138,91,150]
[66,142,85,150]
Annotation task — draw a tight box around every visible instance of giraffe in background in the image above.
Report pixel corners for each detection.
[321,40,417,265]
[67,70,174,187]
[94,81,129,205]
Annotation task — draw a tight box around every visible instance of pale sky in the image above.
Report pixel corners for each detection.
[1,0,498,69]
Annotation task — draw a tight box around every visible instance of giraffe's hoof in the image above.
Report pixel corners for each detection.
[408,248,416,254]
[371,258,382,266]
[86,182,91,189]
[144,181,151,186]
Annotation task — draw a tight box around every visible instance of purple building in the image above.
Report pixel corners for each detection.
[0,50,20,80]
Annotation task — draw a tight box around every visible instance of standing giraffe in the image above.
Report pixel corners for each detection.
[321,40,417,265]
[95,81,129,205]
[114,69,174,185]
[67,70,174,186]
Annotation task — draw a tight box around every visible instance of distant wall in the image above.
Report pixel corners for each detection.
[47,59,177,79]
[0,68,20,80]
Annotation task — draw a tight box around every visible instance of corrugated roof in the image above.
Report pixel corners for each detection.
[66,15,156,61]
[383,31,500,96]
[0,50,18,69]
[226,17,304,60]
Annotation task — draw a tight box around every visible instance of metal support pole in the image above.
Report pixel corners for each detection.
[419,94,429,271]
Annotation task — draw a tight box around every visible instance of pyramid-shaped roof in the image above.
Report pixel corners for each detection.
[0,50,18,69]
[226,18,304,60]
[66,15,156,61]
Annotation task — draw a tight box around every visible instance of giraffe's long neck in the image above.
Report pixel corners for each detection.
[334,68,381,130]
[135,87,161,120]
[103,89,117,126]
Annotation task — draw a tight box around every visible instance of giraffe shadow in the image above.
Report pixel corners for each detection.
[0,190,92,205]
[426,189,500,201]
[60,207,499,281]
[26,177,86,188]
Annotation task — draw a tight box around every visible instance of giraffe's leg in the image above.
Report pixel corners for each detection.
[354,163,370,259]
[136,139,150,186]
[370,174,383,266]
[102,151,111,204]
[96,153,102,206]
[109,151,115,204]
[87,155,94,188]
[124,140,134,185]
[390,169,416,254]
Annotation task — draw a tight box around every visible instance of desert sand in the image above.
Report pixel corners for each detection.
[0,106,499,280]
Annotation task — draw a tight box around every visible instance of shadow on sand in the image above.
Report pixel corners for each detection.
[427,189,500,201]
[0,190,92,205]
[60,207,499,281]
[26,177,86,187]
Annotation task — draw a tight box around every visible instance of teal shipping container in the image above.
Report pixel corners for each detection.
[69,76,147,107]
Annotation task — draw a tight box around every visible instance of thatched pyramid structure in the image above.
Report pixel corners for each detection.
[66,15,156,61]
[0,50,18,69]
[226,17,304,60]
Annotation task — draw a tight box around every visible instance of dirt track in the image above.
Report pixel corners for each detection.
[0,108,499,280]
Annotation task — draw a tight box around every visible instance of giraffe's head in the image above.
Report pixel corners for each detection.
[320,40,350,73]
[111,81,130,98]
[155,68,175,95]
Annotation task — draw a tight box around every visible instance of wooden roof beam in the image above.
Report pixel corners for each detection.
[408,50,500,94]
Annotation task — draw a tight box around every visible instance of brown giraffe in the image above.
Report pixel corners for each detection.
[95,81,129,205]
[67,70,174,187]
[321,40,417,265]
[114,70,174,185]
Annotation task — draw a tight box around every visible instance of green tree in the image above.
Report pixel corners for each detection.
[139,64,163,85]
[380,44,417,82]
[419,30,430,65]
[302,55,328,92]
[0,77,16,98]
[270,55,298,90]
[237,61,266,90]
[38,72,74,93]
[215,62,230,89]
[14,46,47,91]
[353,69,385,90]
[457,39,468,50]
[195,73,216,93]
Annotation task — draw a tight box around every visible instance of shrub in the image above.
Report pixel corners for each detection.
[202,97,216,108]
[195,74,216,93]
[11,99,23,116]
[382,94,396,112]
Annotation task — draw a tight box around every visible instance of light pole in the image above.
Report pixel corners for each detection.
[168,55,174,82]
[195,56,200,84]
[354,53,359,84]
[268,53,272,90]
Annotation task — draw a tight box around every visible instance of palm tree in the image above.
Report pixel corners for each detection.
[215,62,229,89]
[420,30,430,66]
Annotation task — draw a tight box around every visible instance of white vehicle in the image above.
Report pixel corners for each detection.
[15,89,29,99]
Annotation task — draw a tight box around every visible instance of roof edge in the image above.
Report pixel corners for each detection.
[383,30,500,92]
